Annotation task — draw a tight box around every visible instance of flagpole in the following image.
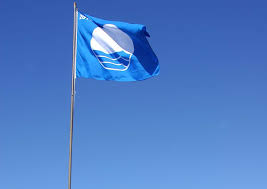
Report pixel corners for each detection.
[68,2,77,189]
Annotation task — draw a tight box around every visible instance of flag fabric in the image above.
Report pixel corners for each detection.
[76,12,159,81]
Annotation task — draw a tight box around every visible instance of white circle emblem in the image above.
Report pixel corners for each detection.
[90,24,134,71]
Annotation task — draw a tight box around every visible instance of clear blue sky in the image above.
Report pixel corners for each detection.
[1,0,267,189]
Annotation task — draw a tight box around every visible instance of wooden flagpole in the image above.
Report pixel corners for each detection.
[68,2,77,189]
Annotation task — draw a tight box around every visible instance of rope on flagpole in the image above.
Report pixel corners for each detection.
[68,2,78,189]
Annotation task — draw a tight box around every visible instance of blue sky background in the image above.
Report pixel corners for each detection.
[1,0,267,189]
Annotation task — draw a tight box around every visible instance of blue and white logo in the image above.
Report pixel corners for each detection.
[90,24,134,71]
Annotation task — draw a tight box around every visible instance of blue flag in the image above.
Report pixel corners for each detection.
[76,12,159,81]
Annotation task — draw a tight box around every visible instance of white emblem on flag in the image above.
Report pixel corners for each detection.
[90,24,134,71]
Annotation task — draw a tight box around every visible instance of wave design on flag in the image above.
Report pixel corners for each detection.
[92,50,132,71]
